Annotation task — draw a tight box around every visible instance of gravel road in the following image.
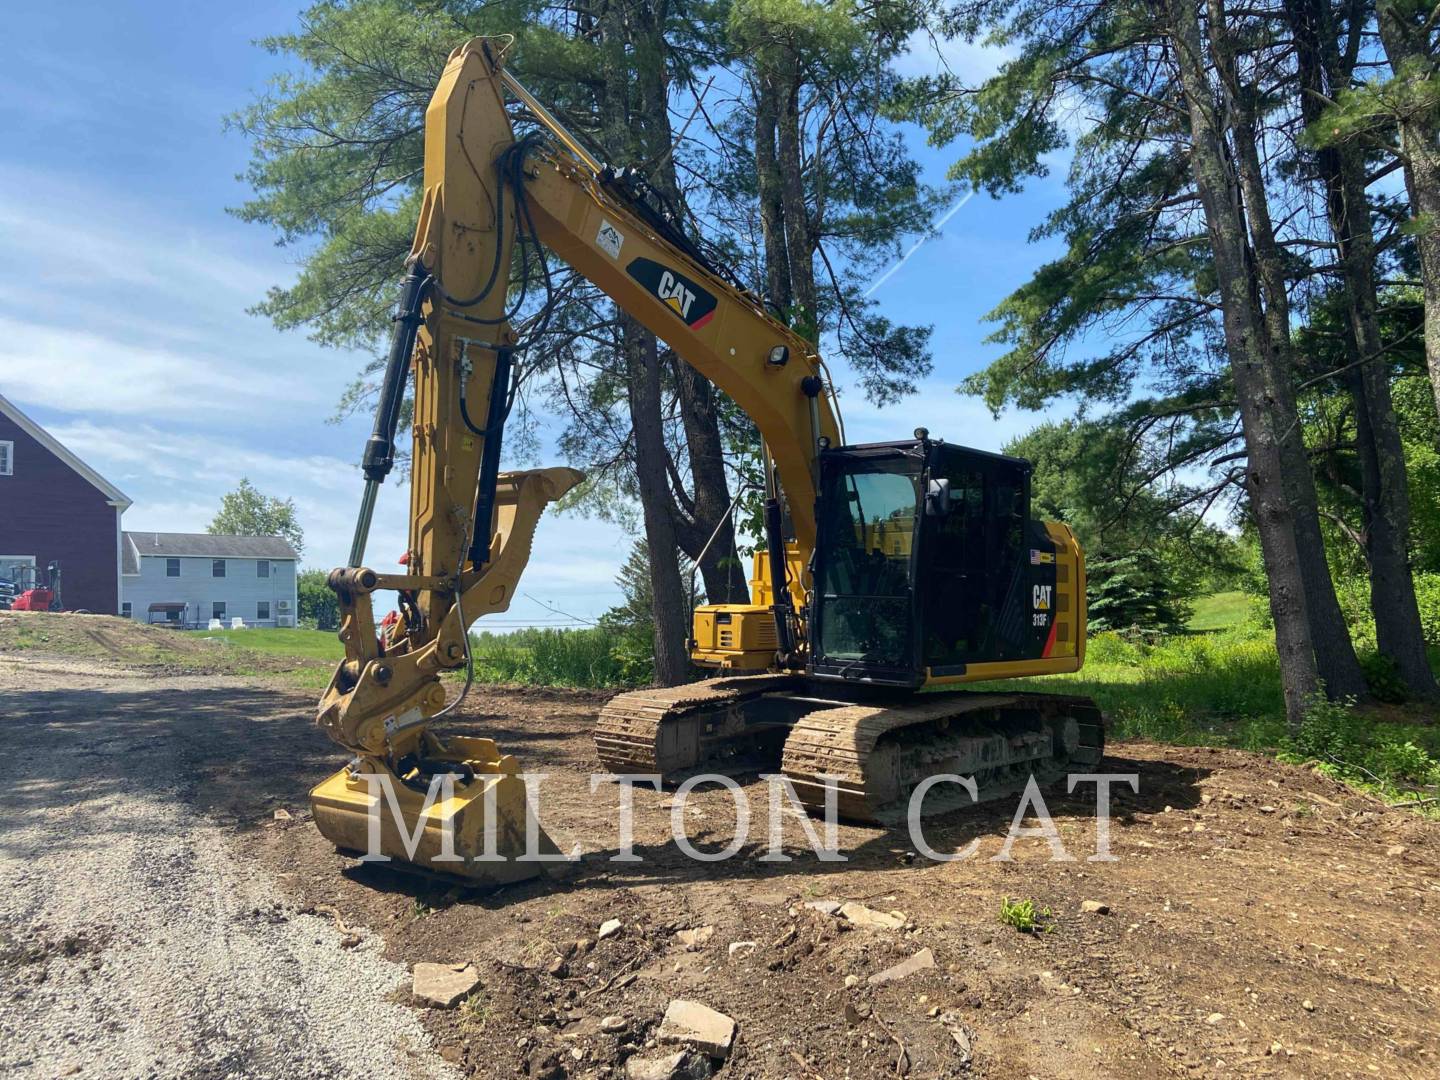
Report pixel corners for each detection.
[0,657,459,1080]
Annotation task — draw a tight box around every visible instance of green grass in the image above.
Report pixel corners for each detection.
[468,626,649,688]
[198,628,345,661]
[966,624,1292,749]
[1187,590,1252,632]
[959,596,1440,815]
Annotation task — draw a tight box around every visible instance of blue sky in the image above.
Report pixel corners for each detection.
[0,3,1071,624]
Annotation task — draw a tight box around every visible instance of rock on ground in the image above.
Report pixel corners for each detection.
[412,962,481,1008]
[867,947,935,986]
[656,999,737,1059]
[625,1050,713,1080]
[838,902,906,929]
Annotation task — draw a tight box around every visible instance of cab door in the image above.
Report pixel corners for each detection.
[919,449,1032,672]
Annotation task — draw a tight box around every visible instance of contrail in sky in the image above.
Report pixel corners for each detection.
[863,190,976,298]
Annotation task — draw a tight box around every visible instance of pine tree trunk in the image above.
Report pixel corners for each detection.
[1376,0,1440,429]
[628,19,748,609]
[673,356,749,604]
[623,316,694,686]
[597,0,743,667]
[753,73,793,315]
[1331,163,1437,694]
[774,58,817,340]
[1208,0,1367,700]
[1285,0,1438,696]
[596,0,690,685]
[1168,0,1319,727]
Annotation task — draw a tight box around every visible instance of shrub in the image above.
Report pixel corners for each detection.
[1085,631,1143,666]
[1370,740,1440,788]
[468,626,652,689]
[298,569,339,631]
[1414,573,1440,645]
[1334,571,1440,648]
[1359,651,1408,704]
[998,896,1053,933]
[1290,694,1365,764]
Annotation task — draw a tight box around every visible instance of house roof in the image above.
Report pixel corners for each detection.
[0,392,132,511]
[123,532,299,562]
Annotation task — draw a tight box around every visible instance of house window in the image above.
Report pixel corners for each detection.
[122,602,132,618]
[212,559,226,578]
[257,601,270,621]
[0,440,12,476]
[0,556,35,584]
[257,559,269,578]
[166,558,180,577]
[213,601,227,621]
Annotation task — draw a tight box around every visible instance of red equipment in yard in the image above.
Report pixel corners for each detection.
[10,562,62,612]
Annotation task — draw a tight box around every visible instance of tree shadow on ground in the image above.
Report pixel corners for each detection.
[331,753,1207,909]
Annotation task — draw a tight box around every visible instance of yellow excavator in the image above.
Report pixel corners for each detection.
[309,38,1103,883]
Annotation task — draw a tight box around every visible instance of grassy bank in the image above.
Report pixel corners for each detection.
[970,620,1440,811]
[198,627,345,661]
[1186,590,1251,632]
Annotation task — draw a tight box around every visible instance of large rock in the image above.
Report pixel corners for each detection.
[839,902,906,930]
[626,1051,713,1080]
[657,999,738,1059]
[867,948,935,986]
[676,925,715,950]
[411,962,481,1008]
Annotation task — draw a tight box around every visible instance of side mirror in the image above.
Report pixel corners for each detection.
[925,477,952,517]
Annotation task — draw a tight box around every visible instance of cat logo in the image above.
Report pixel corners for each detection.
[1033,584,1053,611]
[626,257,718,329]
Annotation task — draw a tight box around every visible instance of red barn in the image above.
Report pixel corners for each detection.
[0,393,131,614]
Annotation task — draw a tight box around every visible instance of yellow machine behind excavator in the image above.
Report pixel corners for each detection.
[308,38,1104,883]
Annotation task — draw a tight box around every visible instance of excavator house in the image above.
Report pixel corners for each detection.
[309,38,1104,883]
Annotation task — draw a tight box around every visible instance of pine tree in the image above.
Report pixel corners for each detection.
[1087,551,1192,637]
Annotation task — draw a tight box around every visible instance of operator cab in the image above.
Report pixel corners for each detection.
[809,437,1057,687]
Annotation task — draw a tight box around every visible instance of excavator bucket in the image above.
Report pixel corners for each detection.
[311,467,585,884]
[311,736,562,884]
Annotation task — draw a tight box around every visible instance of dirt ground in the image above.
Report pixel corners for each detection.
[3,614,1439,1079]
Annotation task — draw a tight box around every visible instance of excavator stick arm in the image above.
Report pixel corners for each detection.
[310,42,584,881]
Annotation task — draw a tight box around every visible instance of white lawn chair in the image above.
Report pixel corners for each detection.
[230,617,246,630]
[207,618,223,630]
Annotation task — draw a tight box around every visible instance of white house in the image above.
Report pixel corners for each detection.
[121,532,298,628]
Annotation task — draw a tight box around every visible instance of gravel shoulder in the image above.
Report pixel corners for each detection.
[0,653,458,1080]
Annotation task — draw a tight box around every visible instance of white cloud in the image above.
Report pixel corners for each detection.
[0,166,284,301]
[891,30,1017,83]
[0,316,324,417]
[836,376,1045,455]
